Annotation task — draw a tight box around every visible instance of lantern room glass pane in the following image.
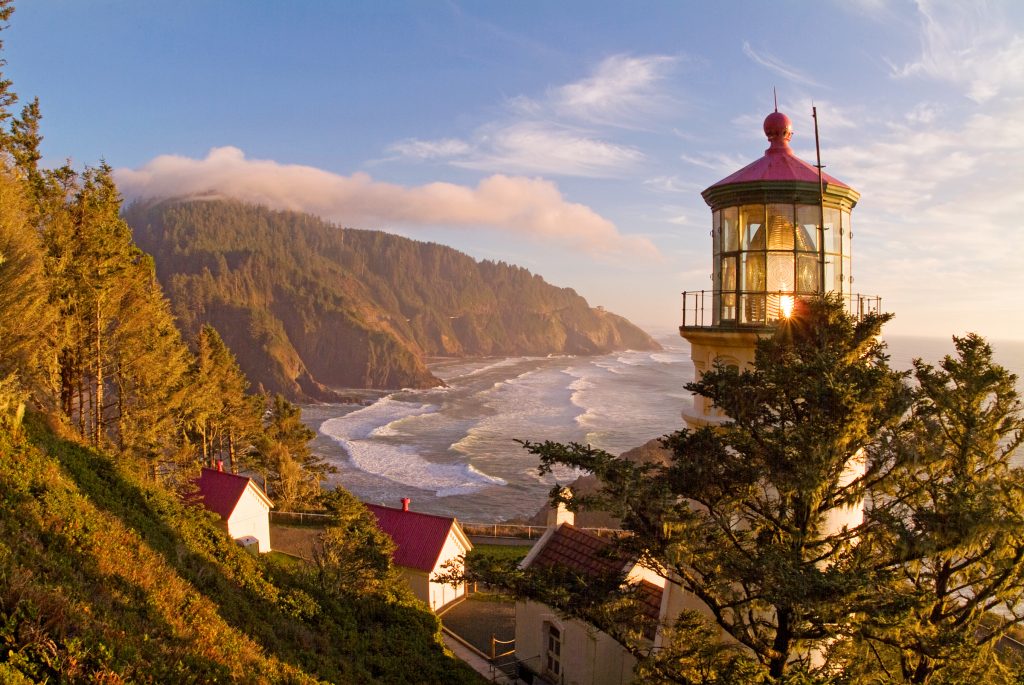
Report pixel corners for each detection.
[843,257,852,289]
[741,294,766,325]
[797,254,819,293]
[795,205,820,251]
[722,207,738,252]
[713,252,721,294]
[713,210,721,255]
[825,207,841,254]
[720,255,737,322]
[742,253,765,291]
[824,258,841,295]
[766,204,795,250]
[767,253,795,292]
[842,210,852,261]
[722,293,737,322]
[741,205,765,249]
[721,256,737,290]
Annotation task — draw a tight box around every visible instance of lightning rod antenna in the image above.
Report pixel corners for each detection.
[813,105,827,295]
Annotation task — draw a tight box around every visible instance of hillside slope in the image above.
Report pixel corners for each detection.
[125,199,659,401]
[0,418,481,684]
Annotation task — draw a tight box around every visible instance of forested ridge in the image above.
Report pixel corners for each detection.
[125,198,660,401]
[0,3,481,681]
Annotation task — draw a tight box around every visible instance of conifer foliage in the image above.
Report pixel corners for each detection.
[858,334,1024,682]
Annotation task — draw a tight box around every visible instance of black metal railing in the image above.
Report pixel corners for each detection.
[681,291,882,330]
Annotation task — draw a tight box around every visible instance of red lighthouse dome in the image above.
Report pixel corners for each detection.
[704,110,852,191]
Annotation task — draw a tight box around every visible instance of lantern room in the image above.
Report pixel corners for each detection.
[698,110,860,326]
[680,109,879,427]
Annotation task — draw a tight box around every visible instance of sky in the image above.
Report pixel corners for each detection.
[6,1,1024,340]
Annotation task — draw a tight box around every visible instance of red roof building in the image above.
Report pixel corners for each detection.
[194,466,274,553]
[365,499,473,611]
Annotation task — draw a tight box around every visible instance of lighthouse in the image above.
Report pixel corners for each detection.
[680,109,879,428]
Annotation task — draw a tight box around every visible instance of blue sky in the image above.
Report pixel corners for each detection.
[7,1,1024,340]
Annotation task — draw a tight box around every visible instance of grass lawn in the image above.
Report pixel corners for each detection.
[468,544,530,564]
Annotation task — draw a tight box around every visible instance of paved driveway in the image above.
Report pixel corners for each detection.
[440,592,516,657]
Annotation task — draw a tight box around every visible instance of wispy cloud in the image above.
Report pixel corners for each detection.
[550,54,677,127]
[115,147,660,261]
[643,175,702,194]
[386,138,472,160]
[386,53,678,177]
[741,42,822,88]
[890,0,1024,103]
[454,122,644,177]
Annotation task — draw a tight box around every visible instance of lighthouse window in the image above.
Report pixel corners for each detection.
[741,294,766,325]
[767,253,794,292]
[721,257,737,321]
[766,204,795,250]
[824,207,842,254]
[722,207,739,252]
[712,210,721,255]
[742,252,765,291]
[797,254,818,292]
[824,258,841,296]
[741,204,764,250]
[796,205,820,251]
[842,210,852,261]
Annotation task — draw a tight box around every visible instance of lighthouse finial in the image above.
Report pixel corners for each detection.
[773,87,778,112]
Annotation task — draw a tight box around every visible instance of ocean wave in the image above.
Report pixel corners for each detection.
[344,439,506,496]
[320,396,438,442]
[451,356,533,380]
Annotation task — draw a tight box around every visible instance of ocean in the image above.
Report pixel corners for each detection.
[302,332,1024,523]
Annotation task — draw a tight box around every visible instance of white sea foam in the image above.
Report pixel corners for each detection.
[320,396,507,496]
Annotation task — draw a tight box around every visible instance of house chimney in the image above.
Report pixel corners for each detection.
[546,488,574,528]
[401,497,411,512]
[216,460,224,472]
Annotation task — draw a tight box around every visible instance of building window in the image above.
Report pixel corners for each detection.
[544,623,562,680]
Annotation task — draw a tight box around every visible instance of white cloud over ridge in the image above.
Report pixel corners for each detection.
[115,146,659,260]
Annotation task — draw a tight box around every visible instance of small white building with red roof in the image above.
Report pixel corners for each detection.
[365,498,472,612]
[194,465,274,553]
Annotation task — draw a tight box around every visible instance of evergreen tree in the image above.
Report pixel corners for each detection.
[312,487,399,598]
[0,167,51,429]
[854,334,1024,683]
[183,324,261,470]
[108,251,190,472]
[254,394,334,509]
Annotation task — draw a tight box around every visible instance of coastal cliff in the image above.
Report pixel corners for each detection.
[126,199,659,401]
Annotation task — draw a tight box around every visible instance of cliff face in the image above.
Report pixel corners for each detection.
[126,198,660,401]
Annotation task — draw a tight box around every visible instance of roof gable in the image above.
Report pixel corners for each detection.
[527,524,629,577]
[365,504,469,573]
[195,468,272,520]
[528,524,663,637]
